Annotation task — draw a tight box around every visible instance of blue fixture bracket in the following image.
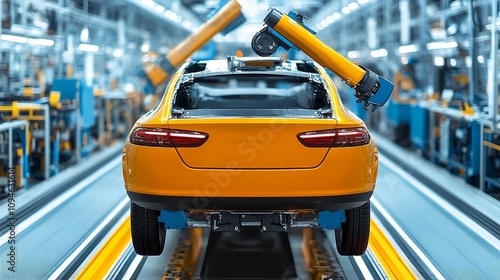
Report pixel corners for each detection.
[158,210,188,230]
[318,210,346,230]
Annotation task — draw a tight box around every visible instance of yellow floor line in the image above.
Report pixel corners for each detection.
[369,219,417,280]
[75,216,417,280]
[76,216,131,280]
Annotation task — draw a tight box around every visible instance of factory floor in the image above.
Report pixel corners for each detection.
[0,134,499,279]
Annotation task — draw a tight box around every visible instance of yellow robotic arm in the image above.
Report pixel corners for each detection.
[251,8,393,111]
[145,0,243,88]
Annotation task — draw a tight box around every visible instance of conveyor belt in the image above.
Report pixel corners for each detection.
[199,229,298,279]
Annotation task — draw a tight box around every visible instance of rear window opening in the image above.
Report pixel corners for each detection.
[172,74,332,119]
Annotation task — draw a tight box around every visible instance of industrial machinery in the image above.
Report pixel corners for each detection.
[0,120,29,193]
[250,8,394,112]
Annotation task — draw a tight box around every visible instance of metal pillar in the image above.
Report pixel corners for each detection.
[429,110,435,161]
[8,127,12,168]
[479,123,485,191]
[44,104,50,179]
[492,0,499,133]
[468,0,476,106]
[76,86,81,163]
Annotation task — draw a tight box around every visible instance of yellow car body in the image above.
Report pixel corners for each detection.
[123,57,378,212]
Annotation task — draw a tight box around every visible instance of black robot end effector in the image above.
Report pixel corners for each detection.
[252,8,290,57]
[353,65,381,111]
[251,27,279,57]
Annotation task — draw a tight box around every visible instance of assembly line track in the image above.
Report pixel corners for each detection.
[47,199,129,279]
[0,154,127,279]
[373,153,500,279]
[0,143,123,236]
[373,132,500,240]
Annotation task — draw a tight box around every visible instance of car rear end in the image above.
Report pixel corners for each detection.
[123,58,378,212]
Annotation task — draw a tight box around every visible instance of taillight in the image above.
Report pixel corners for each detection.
[297,128,370,147]
[130,128,208,147]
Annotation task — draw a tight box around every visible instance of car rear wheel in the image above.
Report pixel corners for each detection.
[335,201,370,256]
[130,201,166,256]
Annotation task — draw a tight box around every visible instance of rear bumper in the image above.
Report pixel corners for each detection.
[127,191,373,211]
[123,140,378,198]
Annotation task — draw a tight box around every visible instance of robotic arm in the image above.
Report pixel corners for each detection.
[251,8,393,111]
[145,0,244,89]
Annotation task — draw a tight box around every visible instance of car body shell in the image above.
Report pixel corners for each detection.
[123,59,378,211]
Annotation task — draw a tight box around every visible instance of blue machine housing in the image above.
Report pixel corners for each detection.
[410,103,429,150]
[51,79,95,158]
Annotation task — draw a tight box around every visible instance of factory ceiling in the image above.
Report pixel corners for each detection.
[178,0,328,23]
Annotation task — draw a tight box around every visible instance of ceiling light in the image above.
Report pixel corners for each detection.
[80,27,89,43]
[182,20,192,28]
[348,51,360,59]
[399,44,419,54]
[154,5,165,13]
[358,0,369,4]
[370,48,388,58]
[78,43,99,53]
[426,41,457,50]
[326,16,334,24]
[141,43,150,52]
[434,56,445,66]
[321,20,328,27]
[1,34,54,46]
[27,38,54,46]
[112,48,124,58]
[348,2,359,10]
[33,20,48,29]
[477,55,485,64]
[0,34,28,43]
[141,0,155,8]
[164,10,175,20]
[332,12,341,20]
[341,7,351,14]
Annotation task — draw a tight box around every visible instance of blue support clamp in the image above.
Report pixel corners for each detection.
[158,210,188,230]
[318,210,346,230]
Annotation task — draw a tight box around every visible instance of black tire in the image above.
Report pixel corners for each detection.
[130,201,166,256]
[335,201,370,256]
